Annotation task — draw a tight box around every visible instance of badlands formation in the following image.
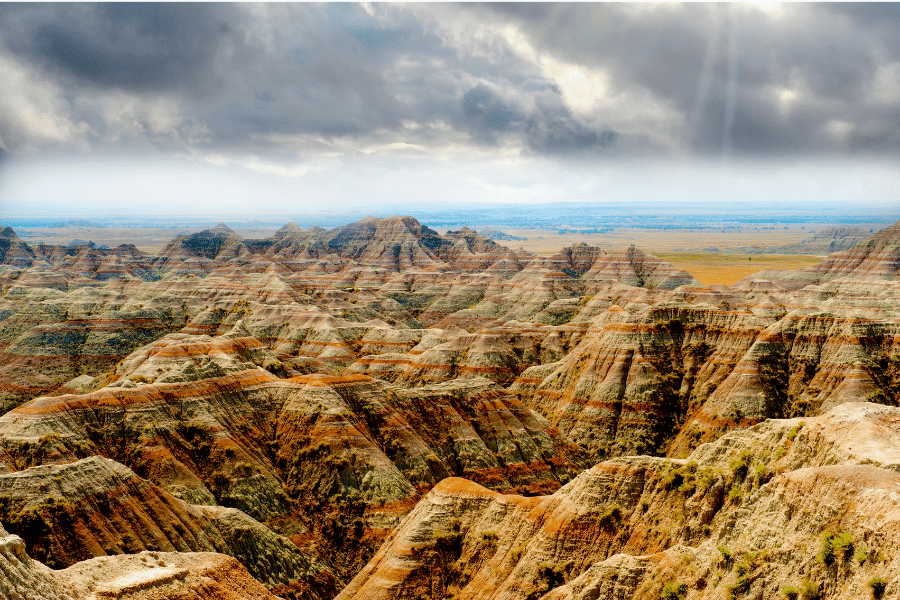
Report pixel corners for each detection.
[0,215,898,599]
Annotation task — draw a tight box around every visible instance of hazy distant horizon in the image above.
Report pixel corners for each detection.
[1,195,895,232]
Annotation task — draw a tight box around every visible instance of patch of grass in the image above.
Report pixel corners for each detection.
[868,576,887,599]
[660,582,688,600]
[781,585,799,599]
[729,449,753,479]
[480,530,498,543]
[819,530,852,565]
[832,530,853,559]
[800,577,820,600]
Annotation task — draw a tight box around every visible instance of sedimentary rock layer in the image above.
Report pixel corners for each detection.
[339,402,900,600]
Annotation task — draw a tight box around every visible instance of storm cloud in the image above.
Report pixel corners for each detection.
[0,2,898,165]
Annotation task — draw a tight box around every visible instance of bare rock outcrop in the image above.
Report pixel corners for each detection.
[0,520,283,600]
[339,402,900,600]
[0,456,331,592]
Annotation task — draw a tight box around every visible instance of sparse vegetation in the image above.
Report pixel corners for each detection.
[868,576,888,598]
[525,562,568,600]
[598,504,621,529]
[832,530,853,560]
[660,582,688,600]
[819,530,852,566]
[781,585,799,599]
[819,532,835,565]
[480,530,498,544]
[2,215,900,599]
[730,449,753,479]
[800,577,820,600]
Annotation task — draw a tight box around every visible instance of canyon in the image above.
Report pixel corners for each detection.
[0,215,898,599]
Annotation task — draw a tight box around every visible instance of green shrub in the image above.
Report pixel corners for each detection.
[832,530,853,559]
[868,576,888,598]
[855,546,869,565]
[730,449,753,478]
[819,532,835,565]
[727,561,751,596]
[598,504,621,529]
[660,582,687,600]
[800,577,820,600]
[819,530,852,565]
[753,463,770,485]
[718,546,732,562]
[781,585,799,600]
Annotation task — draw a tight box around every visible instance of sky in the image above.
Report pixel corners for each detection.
[0,2,898,219]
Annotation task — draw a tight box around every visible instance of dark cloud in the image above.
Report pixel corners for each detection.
[457,83,616,153]
[0,2,897,160]
[4,3,238,94]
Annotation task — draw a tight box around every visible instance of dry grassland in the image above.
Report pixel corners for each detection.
[656,253,823,286]
[497,224,848,286]
[496,224,866,255]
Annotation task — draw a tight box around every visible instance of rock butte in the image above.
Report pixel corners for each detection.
[0,215,897,599]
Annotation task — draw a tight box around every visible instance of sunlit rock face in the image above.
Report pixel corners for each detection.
[0,518,285,600]
[0,216,899,600]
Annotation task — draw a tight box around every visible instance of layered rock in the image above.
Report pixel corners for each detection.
[338,402,900,600]
[0,325,586,582]
[0,227,36,268]
[0,217,898,598]
[0,456,332,593]
[0,521,282,600]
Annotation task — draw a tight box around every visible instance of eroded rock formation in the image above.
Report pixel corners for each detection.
[0,215,898,599]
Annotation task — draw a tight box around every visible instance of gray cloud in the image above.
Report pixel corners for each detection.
[475,2,900,156]
[0,2,897,163]
[456,82,615,153]
[4,4,239,93]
